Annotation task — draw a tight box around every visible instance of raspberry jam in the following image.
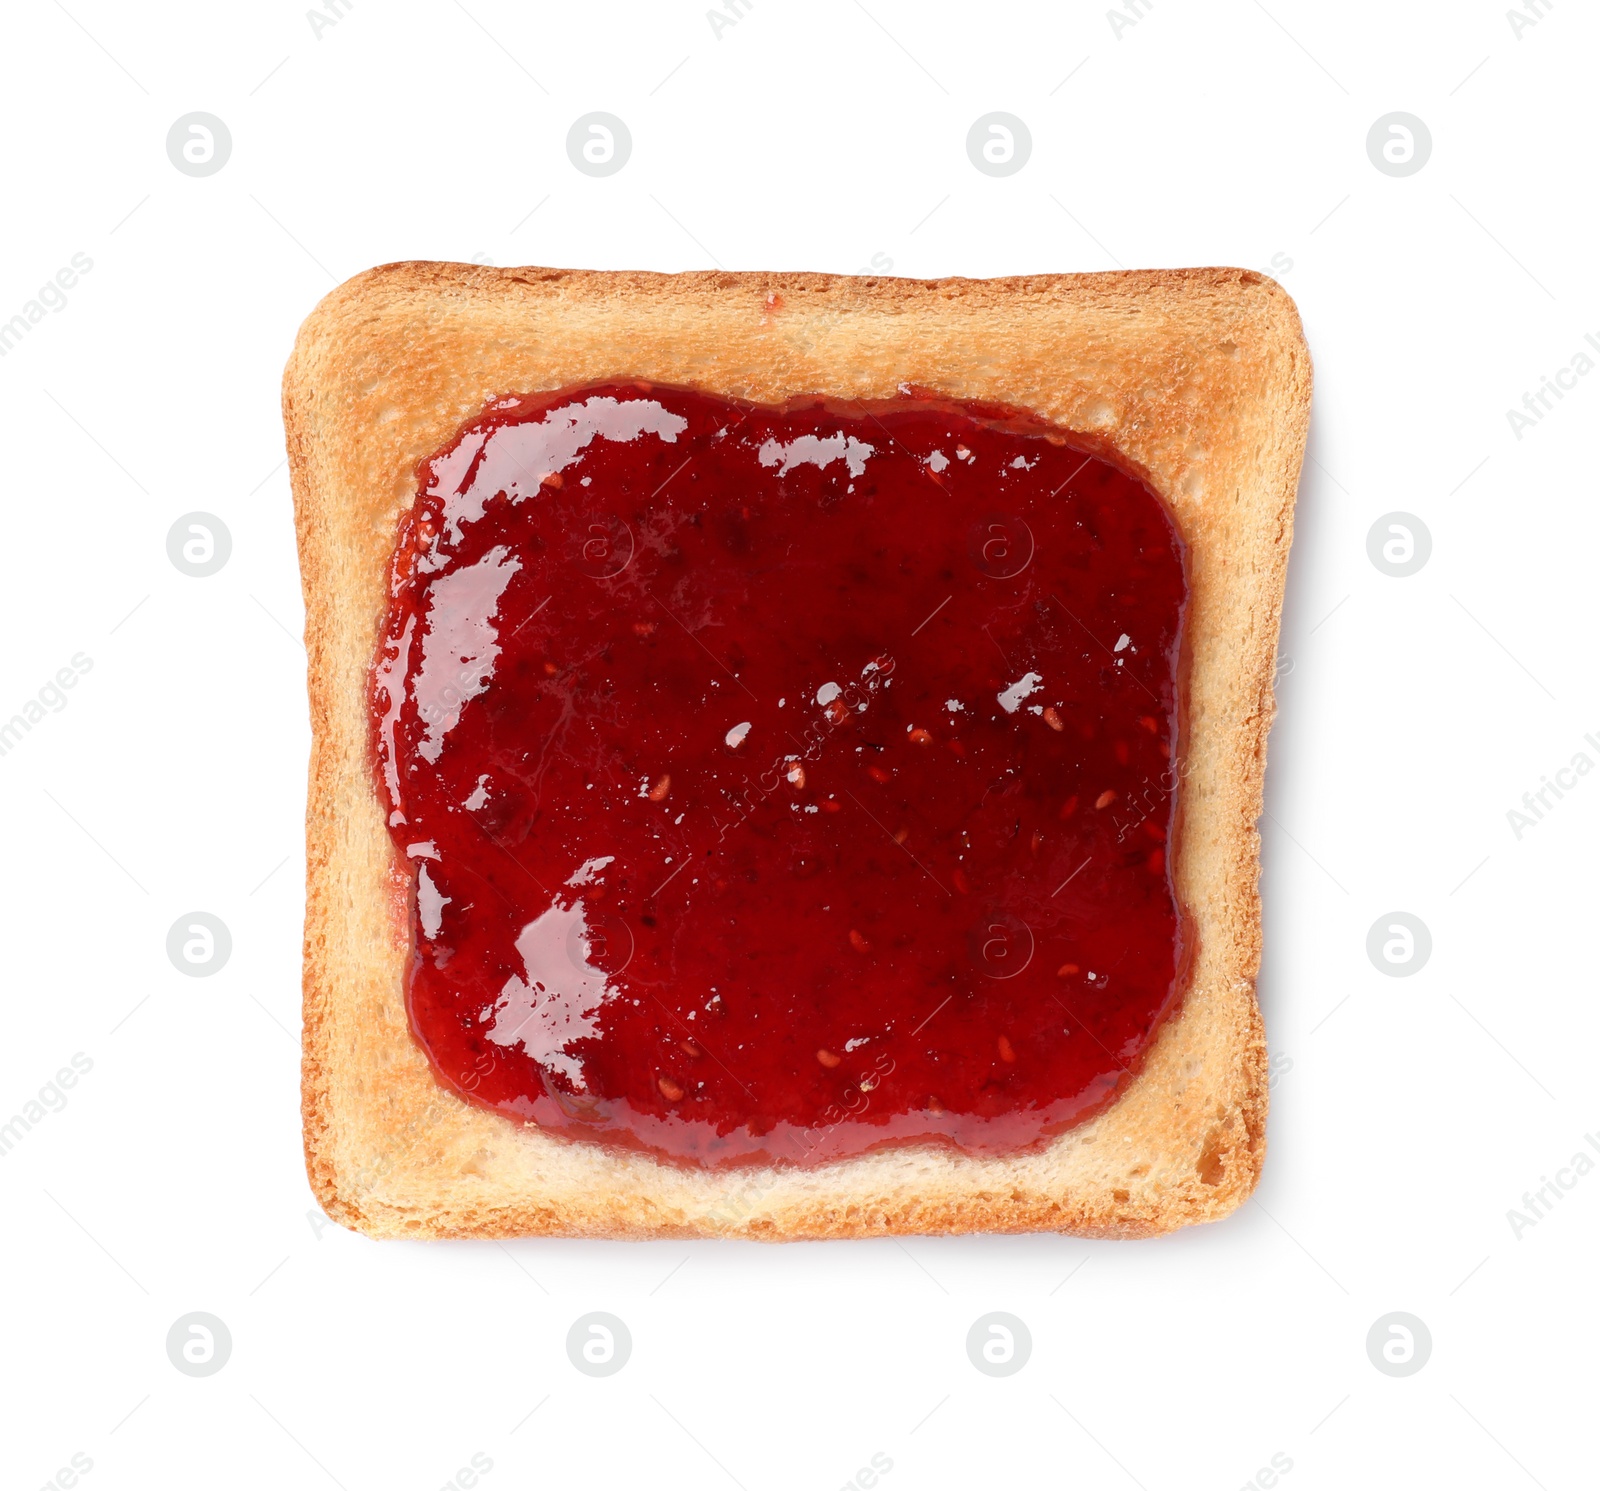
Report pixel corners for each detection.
[374,383,1189,1168]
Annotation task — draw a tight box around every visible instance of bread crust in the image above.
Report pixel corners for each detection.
[284,263,1310,1240]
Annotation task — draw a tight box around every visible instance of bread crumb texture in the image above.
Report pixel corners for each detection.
[284,264,1311,1239]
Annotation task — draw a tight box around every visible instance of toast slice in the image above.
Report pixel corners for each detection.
[284,263,1310,1239]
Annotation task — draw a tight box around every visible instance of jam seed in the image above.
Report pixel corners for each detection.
[1059,795,1078,819]
[649,775,672,801]
[1146,848,1165,874]
[908,727,933,744]
[1095,789,1117,810]
[1139,715,1159,733]
[951,868,970,895]
[632,621,657,637]
[816,1047,842,1068]
[1030,830,1045,857]
[680,1039,703,1059]
[540,471,563,489]
[657,1075,685,1102]
[1114,740,1129,764]
[997,1035,1017,1063]
[893,827,910,845]
[1042,706,1065,732]
[1057,962,1080,977]
[927,1095,947,1115]
[848,929,870,952]
[822,797,842,813]
[1143,819,1166,841]
[866,765,892,785]
[785,759,807,789]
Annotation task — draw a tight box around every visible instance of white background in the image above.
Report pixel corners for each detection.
[2,2,1595,1488]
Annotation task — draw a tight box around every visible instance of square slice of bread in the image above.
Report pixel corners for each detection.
[284,263,1310,1240]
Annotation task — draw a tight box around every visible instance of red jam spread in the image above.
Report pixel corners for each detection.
[373,382,1189,1168]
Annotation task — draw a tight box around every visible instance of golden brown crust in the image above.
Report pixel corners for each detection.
[284,263,1310,1239]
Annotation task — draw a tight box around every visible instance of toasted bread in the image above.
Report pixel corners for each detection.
[284,263,1310,1239]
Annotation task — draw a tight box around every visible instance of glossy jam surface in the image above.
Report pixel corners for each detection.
[374,383,1189,1168]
